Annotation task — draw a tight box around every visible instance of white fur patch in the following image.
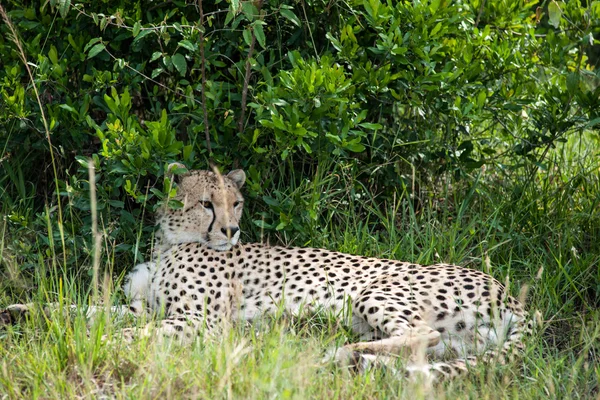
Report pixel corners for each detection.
[123,262,156,313]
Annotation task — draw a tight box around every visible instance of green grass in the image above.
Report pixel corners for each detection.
[0,290,597,399]
[1,136,600,398]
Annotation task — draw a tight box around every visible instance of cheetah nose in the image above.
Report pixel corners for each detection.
[221,226,239,238]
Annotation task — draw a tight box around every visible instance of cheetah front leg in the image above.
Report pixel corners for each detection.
[109,307,240,345]
[0,302,137,326]
[106,283,242,345]
[109,314,210,344]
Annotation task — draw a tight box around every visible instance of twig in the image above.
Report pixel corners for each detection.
[475,0,487,27]
[238,0,264,135]
[73,4,228,33]
[300,0,319,60]
[88,159,101,300]
[197,0,212,155]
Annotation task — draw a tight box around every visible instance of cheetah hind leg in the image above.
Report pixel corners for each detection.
[104,313,219,345]
[329,298,440,373]
[346,286,441,355]
[328,325,440,375]
[334,322,439,375]
[344,326,440,355]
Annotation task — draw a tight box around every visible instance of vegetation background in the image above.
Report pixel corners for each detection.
[0,0,599,398]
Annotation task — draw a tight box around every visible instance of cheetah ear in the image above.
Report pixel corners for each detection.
[227,169,246,189]
[166,162,189,182]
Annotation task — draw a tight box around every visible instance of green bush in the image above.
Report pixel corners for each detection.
[0,0,599,282]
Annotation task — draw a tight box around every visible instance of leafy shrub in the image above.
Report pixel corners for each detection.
[0,0,599,280]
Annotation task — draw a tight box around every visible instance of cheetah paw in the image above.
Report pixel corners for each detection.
[0,304,33,327]
[405,364,436,384]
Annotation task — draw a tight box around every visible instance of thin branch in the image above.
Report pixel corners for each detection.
[88,159,101,300]
[197,0,212,155]
[300,0,319,60]
[238,0,264,135]
[73,4,229,33]
[475,0,487,27]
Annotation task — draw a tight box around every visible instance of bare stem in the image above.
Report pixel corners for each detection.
[197,0,212,155]
[475,0,487,27]
[88,160,101,300]
[238,0,264,135]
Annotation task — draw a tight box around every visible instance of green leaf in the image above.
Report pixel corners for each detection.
[326,32,342,51]
[132,29,153,44]
[224,11,234,26]
[172,53,187,76]
[548,1,562,29]
[582,33,594,46]
[566,72,579,94]
[83,37,102,53]
[359,122,382,130]
[243,28,253,47]
[263,196,279,207]
[48,45,58,65]
[150,51,162,62]
[132,21,142,38]
[242,2,258,21]
[59,104,76,113]
[344,139,365,152]
[67,34,78,52]
[108,200,124,208]
[429,0,441,13]
[288,50,300,67]
[585,117,600,128]
[476,91,487,108]
[58,0,71,18]
[280,9,301,27]
[326,133,342,144]
[254,23,266,49]
[178,40,197,52]
[430,22,442,37]
[253,219,274,229]
[75,156,90,168]
[151,67,163,78]
[87,43,105,59]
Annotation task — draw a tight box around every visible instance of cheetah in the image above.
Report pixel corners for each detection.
[121,165,531,380]
[3,165,532,381]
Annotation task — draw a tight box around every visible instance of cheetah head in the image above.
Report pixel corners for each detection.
[157,164,246,251]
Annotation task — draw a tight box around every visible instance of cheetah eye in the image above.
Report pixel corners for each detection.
[233,201,242,208]
[200,200,213,209]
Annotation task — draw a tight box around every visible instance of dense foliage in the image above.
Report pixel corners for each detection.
[1,0,599,291]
